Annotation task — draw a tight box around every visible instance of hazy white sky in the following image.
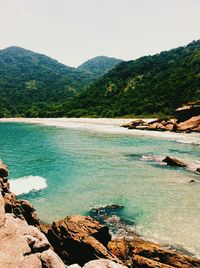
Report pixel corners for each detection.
[0,0,200,66]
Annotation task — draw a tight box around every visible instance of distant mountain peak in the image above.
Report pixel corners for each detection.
[77,56,123,77]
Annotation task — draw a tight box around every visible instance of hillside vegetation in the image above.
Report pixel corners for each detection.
[65,40,200,117]
[77,56,122,77]
[0,47,94,117]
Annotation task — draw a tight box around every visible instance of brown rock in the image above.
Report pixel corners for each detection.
[40,249,66,268]
[196,168,200,173]
[177,115,200,132]
[0,160,8,178]
[108,238,200,268]
[46,215,119,266]
[162,156,187,167]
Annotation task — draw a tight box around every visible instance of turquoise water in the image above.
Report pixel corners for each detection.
[0,122,200,257]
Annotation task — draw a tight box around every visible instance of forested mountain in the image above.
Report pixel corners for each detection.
[0,41,200,118]
[65,40,200,117]
[77,56,122,77]
[0,46,94,117]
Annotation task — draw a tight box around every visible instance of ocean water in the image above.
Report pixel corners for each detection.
[0,122,200,257]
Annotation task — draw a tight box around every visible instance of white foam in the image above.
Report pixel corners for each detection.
[9,175,47,195]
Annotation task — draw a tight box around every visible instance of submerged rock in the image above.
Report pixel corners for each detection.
[88,205,137,238]
[162,156,187,167]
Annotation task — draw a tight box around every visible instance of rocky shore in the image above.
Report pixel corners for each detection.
[0,161,200,268]
[121,102,200,133]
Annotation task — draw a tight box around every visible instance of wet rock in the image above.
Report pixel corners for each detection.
[162,156,187,167]
[0,176,40,226]
[46,215,118,266]
[88,205,137,238]
[83,259,127,268]
[108,238,200,268]
[89,204,124,223]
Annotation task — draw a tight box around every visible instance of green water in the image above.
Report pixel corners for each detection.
[0,122,200,257]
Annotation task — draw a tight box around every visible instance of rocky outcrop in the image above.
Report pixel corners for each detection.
[162,156,187,167]
[0,161,66,268]
[176,115,200,132]
[121,118,178,132]
[44,215,120,266]
[175,101,200,123]
[121,112,200,133]
[108,238,200,268]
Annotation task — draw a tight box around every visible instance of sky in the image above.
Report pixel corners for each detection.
[0,0,200,67]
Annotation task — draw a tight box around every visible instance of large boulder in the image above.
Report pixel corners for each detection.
[0,214,66,268]
[162,156,187,167]
[108,238,200,268]
[177,115,200,132]
[45,215,119,266]
[175,102,200,123]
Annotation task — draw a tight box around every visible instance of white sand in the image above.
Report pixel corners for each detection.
[0,117,199,144]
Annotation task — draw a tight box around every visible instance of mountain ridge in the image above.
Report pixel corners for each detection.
[65,40,200,117]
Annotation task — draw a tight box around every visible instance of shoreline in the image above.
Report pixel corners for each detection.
[0,117,199,145]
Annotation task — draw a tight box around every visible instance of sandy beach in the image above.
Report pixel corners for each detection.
[0,117,200,145]
[1,117,200,144]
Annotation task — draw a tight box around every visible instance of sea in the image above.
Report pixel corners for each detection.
[0,121,199,257]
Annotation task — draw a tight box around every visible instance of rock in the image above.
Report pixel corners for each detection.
[46,215,119,266]
[108,238,200,268]
[83,259,127,268]
[68,265,81,268]
[189,179,196,183]
[162,156,187,167]
[135,125,148,130]
[196,168,200,173]
[120,119,145,129]
[0,160,8,178]
[164,123,174,131]
[88,205,137,238]
[175,102,200,123]
[177,115,200,132]
[0,176,40,226]
[41,249,67,268]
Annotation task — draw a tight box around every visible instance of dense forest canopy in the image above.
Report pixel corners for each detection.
[65,40,200,118]
[0,41,199,117]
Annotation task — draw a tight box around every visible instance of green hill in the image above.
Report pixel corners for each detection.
[0,46,94,117]
[65,40,200,117]
[77,56,122,77]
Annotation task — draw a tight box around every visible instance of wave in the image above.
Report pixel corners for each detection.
[9,175,47,195]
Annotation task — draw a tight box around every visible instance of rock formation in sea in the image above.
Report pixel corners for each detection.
[0,160,200,267]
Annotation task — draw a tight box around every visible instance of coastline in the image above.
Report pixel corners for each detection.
[0,117,200,145]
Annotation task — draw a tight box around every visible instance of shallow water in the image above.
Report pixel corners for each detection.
[0,122,200,257]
